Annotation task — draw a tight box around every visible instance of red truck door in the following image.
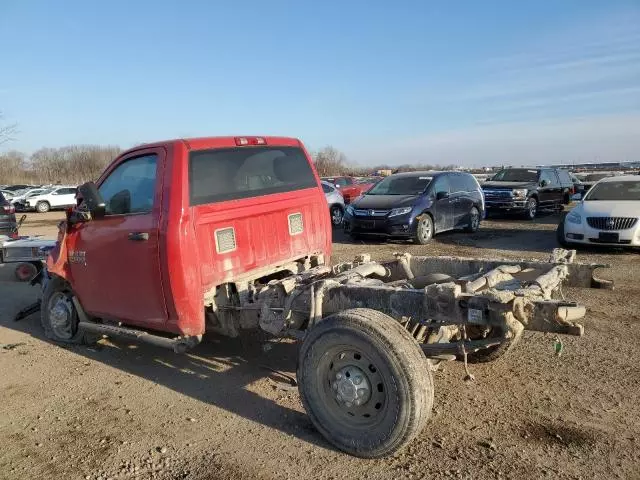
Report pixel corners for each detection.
[67,148,167,328]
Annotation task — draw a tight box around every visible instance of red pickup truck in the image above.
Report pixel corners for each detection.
[31,135,604,459]
[321,176,375,204]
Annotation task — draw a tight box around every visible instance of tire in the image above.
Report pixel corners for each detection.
[556,216,574,248]
[413,214,434,245]
[36,201,50,213]
[297,308,434,458]
[563,193,571,205]
[330,205,344,227]
[463,326,520,364]
[41,276,99,345]
[14,262,38,282]
[523,197,537,220]
[464,207,481,233]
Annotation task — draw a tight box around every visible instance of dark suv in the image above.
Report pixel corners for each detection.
[482,168,574,219]
[343,171,484,244]
[0,191,18,237]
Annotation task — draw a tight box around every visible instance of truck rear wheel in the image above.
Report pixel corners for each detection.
[41,276,99,345]
[461,325,521,363]
[297,308,433,458]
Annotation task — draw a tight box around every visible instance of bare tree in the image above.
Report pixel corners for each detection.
[0,112,17,146]
[312,146,349,177]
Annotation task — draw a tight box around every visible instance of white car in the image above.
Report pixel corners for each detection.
[24,186,78,213]
[10,187,49,207]
[321,180,345,226]
[558,175,640,247]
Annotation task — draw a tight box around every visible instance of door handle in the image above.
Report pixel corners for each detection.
[128,232,149,242]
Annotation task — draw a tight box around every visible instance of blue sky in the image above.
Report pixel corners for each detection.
[1,0,639,166]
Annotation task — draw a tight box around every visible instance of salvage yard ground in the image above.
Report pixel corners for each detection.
[1,211,639,480]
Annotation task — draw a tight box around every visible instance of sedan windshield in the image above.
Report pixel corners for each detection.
[585,181,640,201]
[491,169,539,182]
[367,176,432,195]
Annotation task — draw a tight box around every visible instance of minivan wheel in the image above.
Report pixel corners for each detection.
[524,198,537,220]
[414,215,433,245]
[464,207,481,233]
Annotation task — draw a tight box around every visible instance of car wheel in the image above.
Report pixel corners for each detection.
[41,276,99,345]
[464,207,481,233]
[414,214,434,245]
[330,205,344,227]
[563,193,571,205]
[36,201,50,213]
[297,308,433,458]
[556,216,574,248]
[524,197,537,220]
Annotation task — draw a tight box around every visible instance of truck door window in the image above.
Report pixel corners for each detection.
[98,154,158,215]
[540,170,557,186]
[189,146,317,205]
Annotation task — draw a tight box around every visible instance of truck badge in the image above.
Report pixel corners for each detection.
[69,250,87,265]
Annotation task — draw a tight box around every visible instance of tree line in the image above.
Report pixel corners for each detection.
[0,146,121,185]
[311,146,470,177]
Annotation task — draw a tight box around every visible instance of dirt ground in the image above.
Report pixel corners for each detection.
[1,210,639,480]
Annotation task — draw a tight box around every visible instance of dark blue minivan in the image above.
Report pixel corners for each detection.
[342,171,484,244]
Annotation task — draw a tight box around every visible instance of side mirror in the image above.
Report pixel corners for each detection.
[78,182,106,219]
[436,191,449,200]
[540,179,549,187]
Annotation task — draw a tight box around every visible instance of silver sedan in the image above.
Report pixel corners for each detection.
[321,180,345,227]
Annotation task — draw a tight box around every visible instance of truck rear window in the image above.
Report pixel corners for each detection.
[189,146,318,205]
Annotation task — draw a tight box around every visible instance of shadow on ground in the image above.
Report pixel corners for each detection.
[1,294,333,452]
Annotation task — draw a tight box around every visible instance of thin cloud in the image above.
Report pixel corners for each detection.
[347,114,640,166]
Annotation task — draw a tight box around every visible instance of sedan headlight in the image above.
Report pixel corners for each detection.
[388,207,412,217]
[346,205,355,216]
[512,189,528,199]
[566,211,581,224]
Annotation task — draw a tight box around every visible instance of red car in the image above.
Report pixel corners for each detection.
[321,176,376,203]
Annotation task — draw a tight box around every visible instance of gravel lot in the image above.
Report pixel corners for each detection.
[1,210,639,480]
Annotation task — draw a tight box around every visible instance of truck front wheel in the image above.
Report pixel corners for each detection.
[297,308,433,458]
[41,276,99,345]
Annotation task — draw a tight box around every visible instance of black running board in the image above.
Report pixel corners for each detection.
[78,321,201,353]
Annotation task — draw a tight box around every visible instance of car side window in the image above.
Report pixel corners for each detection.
[431,175,451,196]
[540,170,557,186]
[58,187,77,195]
[449,174,467,193]
[321,183,332,194]
[557,170,571,184]
[98,154,158,215]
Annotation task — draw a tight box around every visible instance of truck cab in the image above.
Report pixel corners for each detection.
[45,136,331,340]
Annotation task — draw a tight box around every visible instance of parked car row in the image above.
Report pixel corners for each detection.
[0,184,78,212]
[321,167,638,250]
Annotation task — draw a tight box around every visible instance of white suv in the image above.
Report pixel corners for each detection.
[25,186,78,213]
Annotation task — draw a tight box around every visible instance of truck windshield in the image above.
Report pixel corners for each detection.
[491,169,539,182]
[189,146,317,205]
[584,181,640,201]
[367,176,432,195]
